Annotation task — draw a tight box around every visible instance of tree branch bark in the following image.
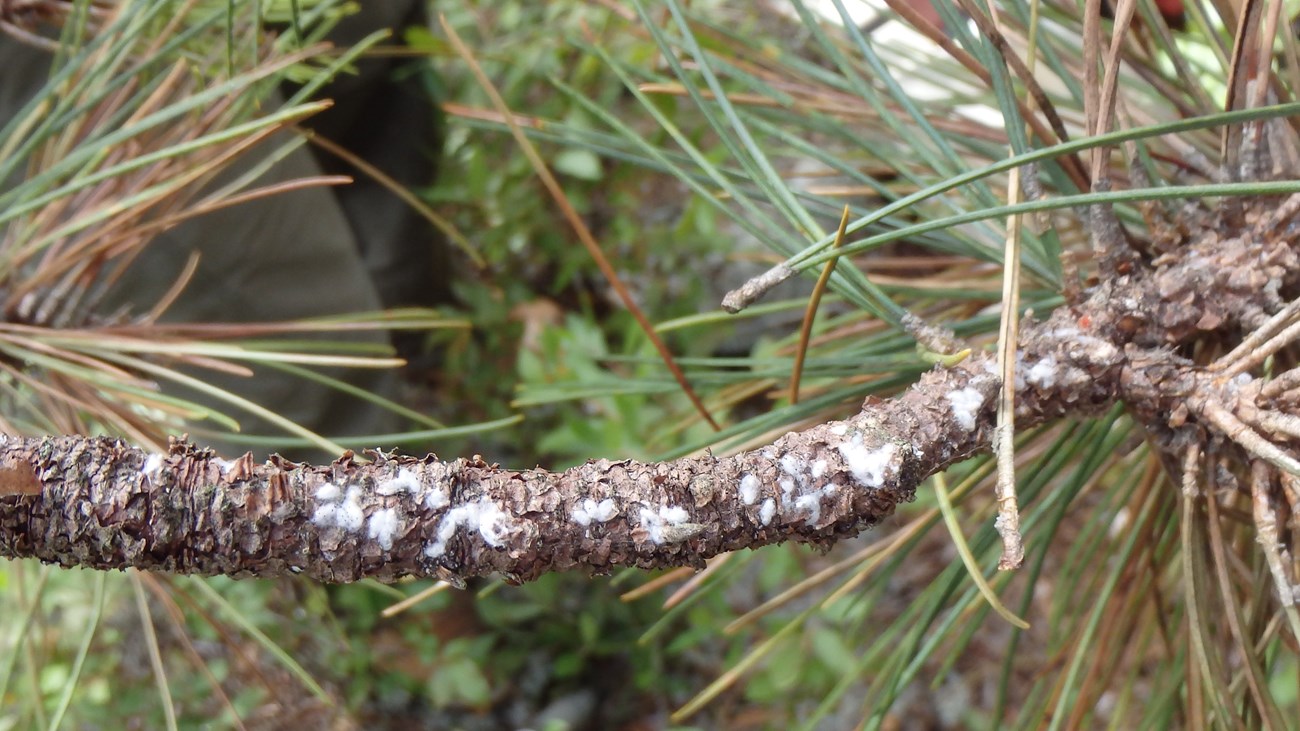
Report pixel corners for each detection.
[0,325,1118,585]
[1,195,1295,585]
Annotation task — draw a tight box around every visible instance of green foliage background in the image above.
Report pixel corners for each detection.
[3,0,1300,728]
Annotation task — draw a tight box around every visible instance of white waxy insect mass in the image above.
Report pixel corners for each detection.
[367,508,401,551]
[639,505,694,544]
[573,497,617,526]
[314,482,341,502]
[336,487,366,533]
[140,454,164,483]
[837,436,898,488]
[311,483,365,533]
[945,387,986,432]
[376,468,421,496]
[424,497,515,558]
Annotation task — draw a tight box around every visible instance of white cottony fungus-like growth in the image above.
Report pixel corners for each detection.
[424,513,461,558]
[639,505,699,544]
[313,482,367,532]
[367,508,400,551]
[759,497,777,526]
[140,454,164,482]
[795,493,822,524]
[424,485,450,511]
[424,497,515,558]
[336,487,366,533]
[837,436,898,488]
[308,481,343,525]
[1025,356,1059,388]
[793,482,839,525]
[945,387,986,432]
[812,460,828,479]
[311,503,339,528]
[738,473,760,505]
[661,506,690,523]
[376,468,421,496]
[573,497,617,526]
[779,454,802,478]
[1054,326,1119,362]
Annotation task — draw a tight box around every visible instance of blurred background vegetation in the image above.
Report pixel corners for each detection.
[3,0,1300,728]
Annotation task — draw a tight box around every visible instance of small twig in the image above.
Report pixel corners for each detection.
[1281,473,1300,524]
[721,262,795,314]
[1181,442,1202,498]
[1258,192,1300,236]
[1259,365,1300,400]
[993,123,1027,569]
[1203,476,1281,728]
[1222,318,1300,374]
[1198,398,1300,477]
[1080,0,1146,270]
[987,1,1029,556]
[1221,0,1266,196]
[1214,299,1300,376]
[1250,463,1300,645]
[1087,179,1139,275]
[902,311,968,358]
[1241,409,1300,441]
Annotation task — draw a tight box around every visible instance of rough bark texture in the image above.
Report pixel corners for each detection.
[0,193,1295,585]
[0,315,1158,586]
[0,359,999,585]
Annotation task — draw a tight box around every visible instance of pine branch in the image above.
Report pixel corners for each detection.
[0,360,1012,585]
[1,196,1295,585]
[0,311,1130,585]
